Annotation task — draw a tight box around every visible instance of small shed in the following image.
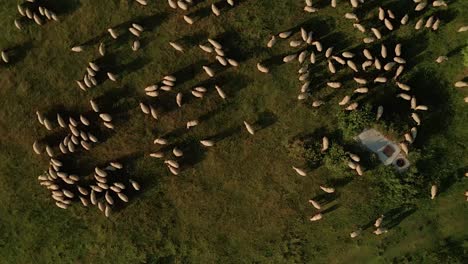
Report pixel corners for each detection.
[355,129,410,171]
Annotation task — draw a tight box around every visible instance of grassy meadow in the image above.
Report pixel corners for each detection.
[0,0,467,263]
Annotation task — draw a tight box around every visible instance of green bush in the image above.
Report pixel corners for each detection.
[336,104,375,139]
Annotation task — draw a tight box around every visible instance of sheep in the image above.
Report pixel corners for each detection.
[103,191,114,205]
[321,137,329,152]
[135,0,147,5]
[292,166,307,177]
[431,185,437,199]
[290,40,303,48]
[154,138,168,145]
[415,105,428,111]
[457,26,468,32]
[353,23,366,33]
[33,141,42,155]
[43,118,53,131]
[211,4,220,16]
[308,199,321,209]
[150,152,164,159]
[200,140,215,147]
[45,145,54,157]
[397,93,411,101]
[332,56,346,65]
[71,46,84,52]
[363,49,373,60]
[346,102,359,111]
[373,228,388,235]
[374,215,384,227]
[415,2,427,11]
[394,65,405,79]
[227,0,235,7]
[139,102,150,114]
[116,192,128,203]
[350,230,361,238]
[325,82,342,89]
[376,106,384,120]
[338,96,351,106]
[298,51,309,64]
[355,165,363,176]
[99,113,112,122]
[227,58,239,67]
[169,42,184,52]
[186,120,199,129]
[312,100,324,108]
[0,51,9,63]
[354,87,368,94]
[313,41,323,52]
[394,57,406,64]
[435,56,448,64]
[283,54,297,63]
[309,52,316,64]
[348,161,357,170]
[319,185,335,193]
[257,63,269,73]
[129,179,141,191]
[383,62,396,71]
[216,56,228,66]
[347,60,358,72]
[33,14,43,25]
[371,28,382,39]
[279,31,292,39]
[207,39,222,50]
[404,133,413,144]
[215,85,227,99]
[454,81,468,88]
[363,37,375,44]
[411,98,417,110]
[203,66,215,77]
[384,19,394,31]
[374,77,387,83]
[325,47,334,58]
[396,82,411,91]
[55,202,68,209]
[310,213,323,221]
[168,166,179,175]
[304,6,318,13]
[328,61,336,74]
[415,18,424,30]
[411,127,418,140]
[345,12,358,21]
[400,14,409,25]
[411,113,421,126]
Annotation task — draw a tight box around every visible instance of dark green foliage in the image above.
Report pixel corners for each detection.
[336,104,375,139]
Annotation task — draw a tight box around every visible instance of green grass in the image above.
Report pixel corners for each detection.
[0,0,467,263]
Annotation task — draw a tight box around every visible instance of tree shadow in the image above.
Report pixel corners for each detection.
[256,111,278,130]
[4,41,33,66]
[383,204,417,230]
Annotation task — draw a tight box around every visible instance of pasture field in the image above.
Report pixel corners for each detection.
[0,0,467,263]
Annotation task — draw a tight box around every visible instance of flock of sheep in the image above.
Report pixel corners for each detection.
[4,0,465,230]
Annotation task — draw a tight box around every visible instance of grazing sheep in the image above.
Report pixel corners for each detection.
[454,81,468,88]
[308,199,321,209]
[257,63,269,73]
[278,31,292,39]
[373,228,388,235]
[321,137,329,152]
[154,138,168,145]
[411,112,421,125]
[339,96,351,106]
[320,186,335,193]
[346,102,358,111]
[376,106,384,120]
[293,166,307,177]
[350,230,361,238]
[200,140,215,147]
[203,66,215,77]
[169,42,184,52]
[243,121,255,135]
[431,185,437,199]
[211,4,220,16]
[186,120,199,129]
[309,213,323,221]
